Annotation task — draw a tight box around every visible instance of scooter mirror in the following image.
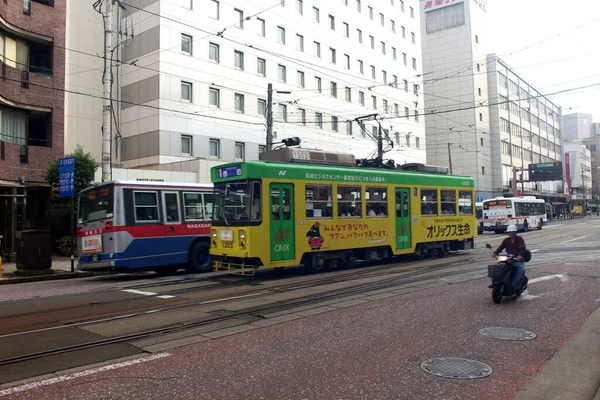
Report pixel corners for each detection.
[485,244,492,249]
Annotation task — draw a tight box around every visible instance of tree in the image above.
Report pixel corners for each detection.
[46,145,98,212]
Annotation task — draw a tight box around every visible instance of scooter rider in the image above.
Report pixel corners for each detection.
[491,224,526,290]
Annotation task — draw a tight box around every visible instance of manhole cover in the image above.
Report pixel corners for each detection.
[420,357,492,379]
[479,327,536,341]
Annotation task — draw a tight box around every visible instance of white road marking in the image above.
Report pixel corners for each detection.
[564,235,589,243]
[517,293,539,301]
[122,289,158,296]
[156,295,175,299]
[530,249,540,253]
[529,274,567,284]
[0,353,171,397]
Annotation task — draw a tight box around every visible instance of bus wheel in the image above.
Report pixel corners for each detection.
[187,241,212,273]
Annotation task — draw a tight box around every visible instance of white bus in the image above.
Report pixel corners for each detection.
[482,196,547,233]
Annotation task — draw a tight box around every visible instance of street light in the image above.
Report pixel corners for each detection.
[266,83,291,151]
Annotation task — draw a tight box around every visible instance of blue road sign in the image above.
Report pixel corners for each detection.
[477,196,483,203]
[59,157,75,197]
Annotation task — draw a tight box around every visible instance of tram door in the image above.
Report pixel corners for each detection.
[395,188,411,250]
[269,183,295,262]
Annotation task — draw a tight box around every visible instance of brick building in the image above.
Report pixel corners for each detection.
[0,0,65,256]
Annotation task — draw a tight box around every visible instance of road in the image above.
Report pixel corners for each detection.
[0,217,599,399]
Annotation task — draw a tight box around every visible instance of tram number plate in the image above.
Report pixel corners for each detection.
[82,234,103,255]
[223,241,234,248]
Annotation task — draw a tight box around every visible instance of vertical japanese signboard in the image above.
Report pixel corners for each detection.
[58,156,76,271]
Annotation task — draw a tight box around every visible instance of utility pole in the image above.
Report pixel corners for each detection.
[377,122,383,167]
[266,83,273,151]
[101,0,114,182]
[447,142,453,175]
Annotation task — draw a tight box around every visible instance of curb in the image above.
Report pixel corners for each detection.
[0,271,94,285]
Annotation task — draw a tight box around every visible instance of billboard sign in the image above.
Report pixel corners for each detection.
[528,161,563,182]
[565,153,571,189]
[59,157,75,197]
[423,0,464,11]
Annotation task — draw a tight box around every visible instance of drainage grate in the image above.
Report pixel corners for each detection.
[420,357,492,379]
[479,327,536,341]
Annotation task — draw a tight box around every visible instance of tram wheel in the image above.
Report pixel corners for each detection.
[186,241,212,273]
[308,255,325,273]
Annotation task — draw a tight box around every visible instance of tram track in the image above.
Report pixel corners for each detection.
[0,259,489,368]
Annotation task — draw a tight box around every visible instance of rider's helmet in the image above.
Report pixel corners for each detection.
[506,224,518,233]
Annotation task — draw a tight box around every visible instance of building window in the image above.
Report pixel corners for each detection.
[346,120,353,135]
[411,32,415,44]
[402,26,406,38]
[358,60,364,74]
[406,134,410,147]
[332,116,339,132]
[400,0,404,11]
[294,34,304,52]
[480,138,484,147]
[257,18,266,36]
[298,108,306,124]
[393,75,398,88]
[482,166,485,175]
[330,81,338,97]
[381,41,386,55]
[405,107,409,118]
[380,13,384,26]
[368,6,373,19]
[314,41,321,57]
[297,71,305,87]
[296,0,303,14]
[235,8,244,28]
[416,137,420,149]
[345,87,351,102]
[330,47,336,63]
[372,95,377,109]
[478,87,482,96]
[357,29,363,43]
[392,47,397,60]
[315,112,323,128]
[382,71,387,84]
[329,14,335,30]
[209,88,220,107]
[181,81,192,102]
[313,6,320,22]
[410,6,414,18]
[343,22,350,37]
[391,20,396,32]
[412,58,417,69]
[209,43,219,62]
[404,80,409,92]
[413,84,419,95]
[235,142,245,160]
[278,65,286,82]
[403,53,407,65]
[359,91,365,105]
[235,93,245,113]
[371,65,376,79]
[210,0,219,19]
[383,99,388,113]
[181,135,192,155]
[181,34,192,55]
[356,0,361,12]
[234,50,244,70]
[277,26,286,44]
[209,139,220,158]
[258,99,266,116]
[279,104,287,121]
[394,103,399,116]
[475,35,479,44]
[479,112,483,122]
[315,76,322,92]
[369,35,375,49]
[477,63,480,72]
[257,58,266,76]
[414,110,419,122]
[344,54,350,69]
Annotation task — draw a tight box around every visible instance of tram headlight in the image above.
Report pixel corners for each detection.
[239,230,246,249]
[212,230,217,246]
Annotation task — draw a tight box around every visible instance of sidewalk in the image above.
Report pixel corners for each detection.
[0,255,92,285]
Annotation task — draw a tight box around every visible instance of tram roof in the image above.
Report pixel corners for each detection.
[81,180,213,191]
[211,161,475,188]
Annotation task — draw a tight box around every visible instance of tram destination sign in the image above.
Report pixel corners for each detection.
[528,161,563,182]
[216,164,242,179]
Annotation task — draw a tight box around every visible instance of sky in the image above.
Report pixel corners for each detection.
[488,0,600,121]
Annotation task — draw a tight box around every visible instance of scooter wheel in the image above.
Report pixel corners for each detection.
[492,284,502,304]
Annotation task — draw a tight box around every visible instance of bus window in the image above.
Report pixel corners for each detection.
[337,185,361,217]
[164,193,180,222]
[134,192,159,222]
[459,190,473,215]
[203,193,213,220]
[421,189,438,216]
[441,189,456,215]
[251,181,261,221]
[183,192,204,221]
[365,187,387,217]
[306,185,332,218]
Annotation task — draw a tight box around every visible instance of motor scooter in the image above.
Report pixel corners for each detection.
[485,244,529,304]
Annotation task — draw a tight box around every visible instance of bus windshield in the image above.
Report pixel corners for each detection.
[78,185,114,223]
[212,181,261,225]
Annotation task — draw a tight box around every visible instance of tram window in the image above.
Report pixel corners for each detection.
[251,182,261,221]
[458,190,473,215]
[134,191,159,222]
[183,192,203,221]
[306,185,332,218]
[440,189,456,215]
[337,185,361,217]
[420,189,438,216]
[365,187,387,217]
[202,192,213,220]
